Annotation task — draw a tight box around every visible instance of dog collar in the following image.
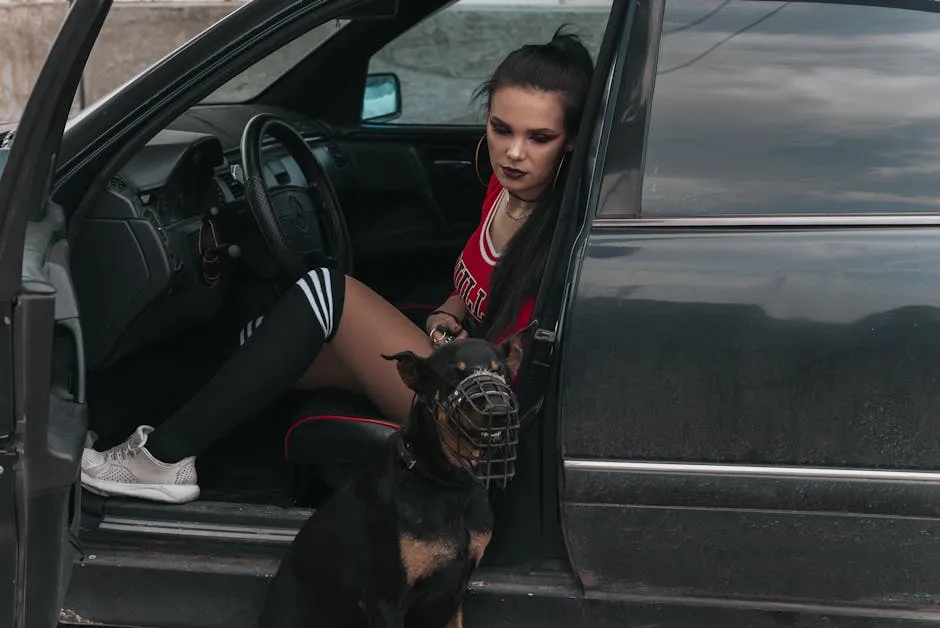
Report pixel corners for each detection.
[396,433,475,488]
[397,436,417,470]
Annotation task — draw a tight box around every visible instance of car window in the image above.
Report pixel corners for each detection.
[202,19,350,105]
[633,1,940,218]
[362,0,613,126]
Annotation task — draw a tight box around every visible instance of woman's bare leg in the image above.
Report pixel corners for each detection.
[295,276,433,425]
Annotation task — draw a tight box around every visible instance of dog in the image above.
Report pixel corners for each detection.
[256,325,531,628]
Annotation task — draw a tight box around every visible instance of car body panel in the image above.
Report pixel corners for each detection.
[558,0,940,623]
[562,228,940,612]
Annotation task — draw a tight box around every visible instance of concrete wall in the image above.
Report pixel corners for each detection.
[0,0,611,127]
[0,1,244,125]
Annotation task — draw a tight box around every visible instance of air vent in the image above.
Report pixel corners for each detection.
[324,142,347,168]
[228,176,244,198]
[109,177,129,193]
[219,170,244,199]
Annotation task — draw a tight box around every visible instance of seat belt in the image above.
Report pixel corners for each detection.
[515,181,581,430]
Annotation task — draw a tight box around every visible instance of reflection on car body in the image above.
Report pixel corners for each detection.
[644,0,940,216]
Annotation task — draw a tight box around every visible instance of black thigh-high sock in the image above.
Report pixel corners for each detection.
[145,268,346,463]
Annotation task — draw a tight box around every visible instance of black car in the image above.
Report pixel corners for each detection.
[4,0,940,626]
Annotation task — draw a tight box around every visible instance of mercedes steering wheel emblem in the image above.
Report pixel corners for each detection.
[288,195,310,233]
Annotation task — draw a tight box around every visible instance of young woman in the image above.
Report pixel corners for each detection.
[81,28,595,504]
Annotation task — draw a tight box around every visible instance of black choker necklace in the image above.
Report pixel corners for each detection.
[507,189,540,204]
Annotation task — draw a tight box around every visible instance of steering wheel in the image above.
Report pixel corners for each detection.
[240,113,352,280]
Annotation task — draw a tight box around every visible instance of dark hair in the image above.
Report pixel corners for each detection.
[474,27,595,342]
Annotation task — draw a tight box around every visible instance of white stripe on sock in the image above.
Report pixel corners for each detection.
[240,316,266,347]
[303,271,330,335]
[310,268,333,339]
[320,268,334,338]
[297,273,329,337]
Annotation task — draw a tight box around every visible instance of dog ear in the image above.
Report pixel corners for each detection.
[498,320,538,379]
[382,351,432,392]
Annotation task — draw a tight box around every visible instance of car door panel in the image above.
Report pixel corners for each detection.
[561,226,940,622]
[565,491,940,603]
[20,203,88,628]
[0,452,14,625]
[557,0,940,621]
[0,2,110,625]
[15,289,75,628]
[335,125,484,306]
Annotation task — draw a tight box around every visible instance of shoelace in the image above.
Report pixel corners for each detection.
[104,438,141,462]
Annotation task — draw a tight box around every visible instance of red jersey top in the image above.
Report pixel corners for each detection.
[452,175,536,344]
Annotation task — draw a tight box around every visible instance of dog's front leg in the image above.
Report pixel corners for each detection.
[444,605,463,628]
[362,597,404,628]
[468,529,492,566]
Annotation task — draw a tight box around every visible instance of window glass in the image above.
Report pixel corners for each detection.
[363,0,613,125]
[202,19,349,105]
[639,1,940,217]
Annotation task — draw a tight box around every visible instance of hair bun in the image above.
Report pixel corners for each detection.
[542,25,594,72]
[548,25,585,52]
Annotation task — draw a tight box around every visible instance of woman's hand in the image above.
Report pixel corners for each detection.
[426,309,469,347]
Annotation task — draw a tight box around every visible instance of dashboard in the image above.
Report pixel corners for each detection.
[72,105,354,368]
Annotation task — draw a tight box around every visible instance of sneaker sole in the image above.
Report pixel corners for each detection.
[81,472,200,504]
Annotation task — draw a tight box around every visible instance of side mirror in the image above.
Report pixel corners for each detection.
[361,72,402,123]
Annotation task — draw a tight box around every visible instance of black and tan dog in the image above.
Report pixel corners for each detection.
[256,327,530,628]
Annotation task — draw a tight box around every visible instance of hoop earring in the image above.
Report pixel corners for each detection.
[474,135,488,187]
[552,151,570,189]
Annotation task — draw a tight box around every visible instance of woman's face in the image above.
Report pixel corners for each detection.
[486,86,571,200]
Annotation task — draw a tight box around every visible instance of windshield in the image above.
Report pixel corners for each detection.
[63,2,248,130]
[201,18,349,104]
[63,9,348,130]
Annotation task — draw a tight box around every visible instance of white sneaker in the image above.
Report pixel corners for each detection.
[81,425,200,504]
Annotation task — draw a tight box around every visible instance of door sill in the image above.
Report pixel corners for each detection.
[63,544,582,628]
[82,494,311,549]
[73,495,585,628]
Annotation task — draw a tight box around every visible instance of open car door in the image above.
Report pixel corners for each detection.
[0,2,111,626]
